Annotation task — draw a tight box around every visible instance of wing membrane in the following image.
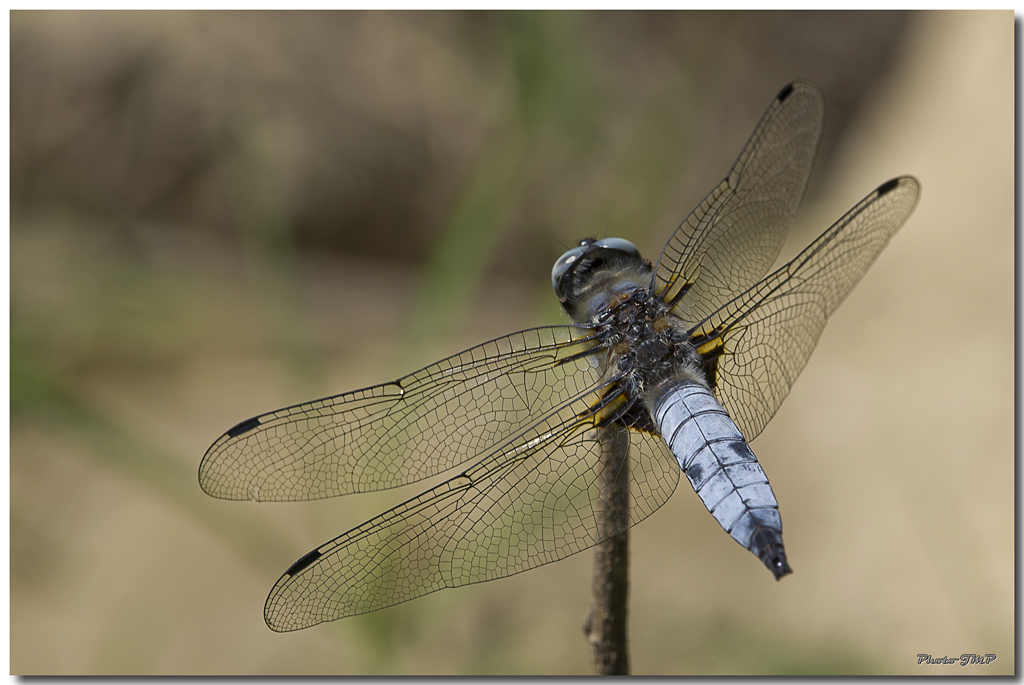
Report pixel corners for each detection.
[654,81,824,324]
[199,326,605,501]
[689,176,920,440]
[263,388,679,630]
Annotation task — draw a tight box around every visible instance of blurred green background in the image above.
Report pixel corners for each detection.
[10,10,1013,675]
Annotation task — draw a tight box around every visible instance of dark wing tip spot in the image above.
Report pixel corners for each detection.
[226,416,261,438]
[777,82,795,102]
[285,549,323,576]
[876,177,901,196]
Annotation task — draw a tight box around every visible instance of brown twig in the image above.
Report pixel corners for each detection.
[584,423,630,675]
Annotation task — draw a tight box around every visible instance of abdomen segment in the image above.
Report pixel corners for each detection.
[651,380,791,579]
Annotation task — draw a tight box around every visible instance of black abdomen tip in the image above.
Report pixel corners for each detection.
[764,547,793,580]
[778,83,795,101]
[750,529,792,580]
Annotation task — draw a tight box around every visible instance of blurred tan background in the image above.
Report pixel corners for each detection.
[10,10,1013,675]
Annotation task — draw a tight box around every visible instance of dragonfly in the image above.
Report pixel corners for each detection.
[200,81,919,632]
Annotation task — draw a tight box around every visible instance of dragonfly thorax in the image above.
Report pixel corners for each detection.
[594,288,704,401]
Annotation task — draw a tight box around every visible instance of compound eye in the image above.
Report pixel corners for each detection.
[594,237,640,258]
[551,245,588,298]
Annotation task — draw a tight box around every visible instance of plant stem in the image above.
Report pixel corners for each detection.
[585,423,630,675]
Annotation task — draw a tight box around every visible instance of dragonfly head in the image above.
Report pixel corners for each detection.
[552,237,650,322]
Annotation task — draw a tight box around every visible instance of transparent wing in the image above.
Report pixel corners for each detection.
[199,326,605,501]
[653,81,825,324]
[262,384,678,630]
[688,176,920,440]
